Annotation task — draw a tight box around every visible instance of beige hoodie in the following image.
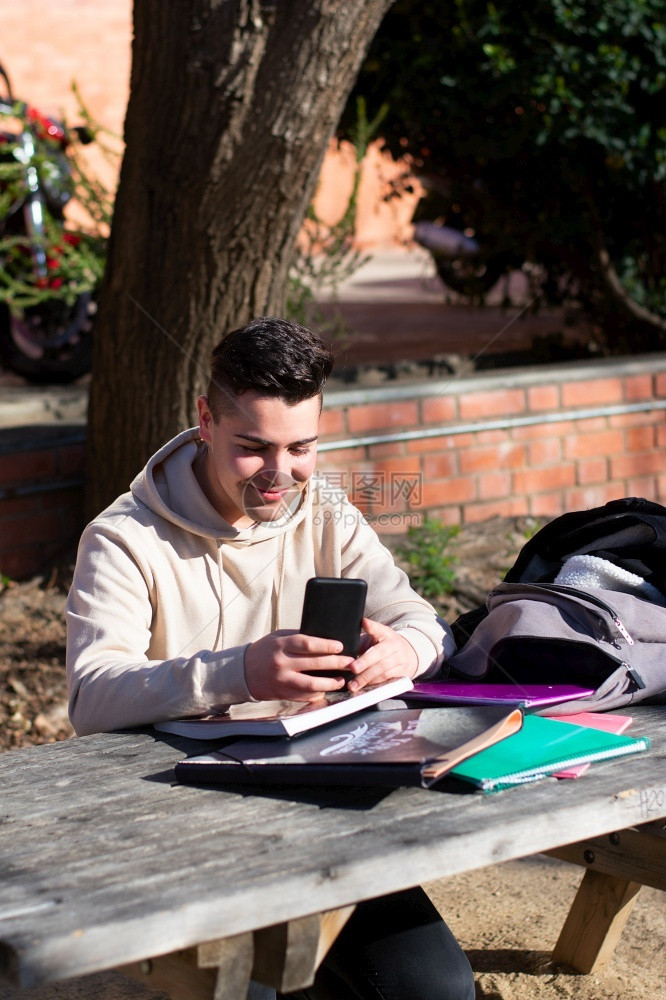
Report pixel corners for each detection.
[66,428,454,735]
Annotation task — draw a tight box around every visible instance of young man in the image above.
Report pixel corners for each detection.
[66,317,474,1000]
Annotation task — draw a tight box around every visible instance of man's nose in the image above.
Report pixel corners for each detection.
[270,450,294,480]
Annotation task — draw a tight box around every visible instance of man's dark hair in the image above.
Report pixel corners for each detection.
[206,317,334,419]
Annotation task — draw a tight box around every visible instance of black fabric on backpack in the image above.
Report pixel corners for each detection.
[447,497,666,711]
[505,496,666,592]
[452,497,666,649]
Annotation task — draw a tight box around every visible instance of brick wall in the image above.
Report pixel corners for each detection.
[317,355,666,533]
[0,426,85,580]
[2,356,666,579]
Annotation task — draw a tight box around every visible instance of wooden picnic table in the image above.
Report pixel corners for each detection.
[0,705,664,999]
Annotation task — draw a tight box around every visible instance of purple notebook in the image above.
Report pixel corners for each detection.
[405,682,595,708]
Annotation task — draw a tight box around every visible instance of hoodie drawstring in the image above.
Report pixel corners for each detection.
[214,545,225,650]
[274,533,286,630]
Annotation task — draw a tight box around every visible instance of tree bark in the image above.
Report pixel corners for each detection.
[86,0,393,517]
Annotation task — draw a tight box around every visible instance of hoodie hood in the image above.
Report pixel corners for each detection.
[130,426,313,543]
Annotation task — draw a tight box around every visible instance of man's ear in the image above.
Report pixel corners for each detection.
[197,395,213,443]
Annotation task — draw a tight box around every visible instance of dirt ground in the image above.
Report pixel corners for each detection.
[1,515,664,1000]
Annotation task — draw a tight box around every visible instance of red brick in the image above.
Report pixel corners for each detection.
[317,446,366,470]
[477,472,511,500]
[610,409,664,429]
[369,513,422,535]
[569,416,608,433]
[527,384,560,412]
[626,477,659,500]
[418,507,462,528]
[459,443,526,474]
[611,452,664,479]
[565,486,626,510]
[464,498,527,523]
[420,396,457,424]
[318,408,346,437]
[345,463,422,513]
[423,453,457,479]
[367,456,421,477]
[422,478,476,506]
[624,374,654,402]
[563,429,624,460]
[576,457,608,485]
[365,496,407,519]
[561,378,623,408]
[513,465,576,495]
[528,438,561,466]
[0,549,52,580]
[530,492,568,518]
[657,425,666,449]
[625,426,655,452]
[347,401,419,434]
[0,450,57,487]
[655,372,666,397]
[0,511,64,545]
[348,458,422,510]
[56,443,86,476]
[458,388,526,421]
[0,494,44,517]
[407,433,475,453]
[512,420,575,441]
[38,486,84,508]
[367,441,406,460]
[475,429,506,445]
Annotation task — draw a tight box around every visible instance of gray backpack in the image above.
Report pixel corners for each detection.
[447,498,666,712]
[447,580,666,713]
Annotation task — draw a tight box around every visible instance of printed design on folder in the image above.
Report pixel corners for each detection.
[320,718,419,757]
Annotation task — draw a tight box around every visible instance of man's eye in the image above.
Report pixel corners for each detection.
[240,445,263,454]
[290,447,311,457]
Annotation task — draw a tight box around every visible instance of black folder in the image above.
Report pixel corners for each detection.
[174,705,523,790]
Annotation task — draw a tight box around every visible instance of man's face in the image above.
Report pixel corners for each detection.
[195,391,320,528]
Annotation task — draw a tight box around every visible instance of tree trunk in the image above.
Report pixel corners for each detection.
[86,0,393,517]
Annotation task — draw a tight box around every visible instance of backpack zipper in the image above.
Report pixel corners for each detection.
[491,582,635,646]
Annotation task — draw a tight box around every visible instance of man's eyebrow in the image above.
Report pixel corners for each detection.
[235,433,319,446]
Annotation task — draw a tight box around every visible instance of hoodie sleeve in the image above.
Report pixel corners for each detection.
[334,496,455,677]
[66,522,254,736]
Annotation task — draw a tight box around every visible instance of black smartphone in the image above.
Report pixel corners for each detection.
[300,577,368,676]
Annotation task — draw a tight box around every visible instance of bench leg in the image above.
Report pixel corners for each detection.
[118,931,253,1000]
[250,905,355,993]
[118,905,355,999]
[551,870,642,974]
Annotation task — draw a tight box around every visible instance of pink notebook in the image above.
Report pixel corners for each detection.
[406,682,594,709]
[547,712,634,778]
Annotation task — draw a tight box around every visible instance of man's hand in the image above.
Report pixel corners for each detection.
[244,629,353,702]
[346,617,418,692]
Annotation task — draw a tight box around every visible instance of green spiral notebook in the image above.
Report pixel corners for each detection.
[450,713,650,793]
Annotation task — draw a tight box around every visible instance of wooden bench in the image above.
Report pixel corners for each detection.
[0,706,664,998]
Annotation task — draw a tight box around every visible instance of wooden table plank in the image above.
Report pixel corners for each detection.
[1,707,664,988]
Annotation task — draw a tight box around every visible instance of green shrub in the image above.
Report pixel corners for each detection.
[395,518,460,599]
